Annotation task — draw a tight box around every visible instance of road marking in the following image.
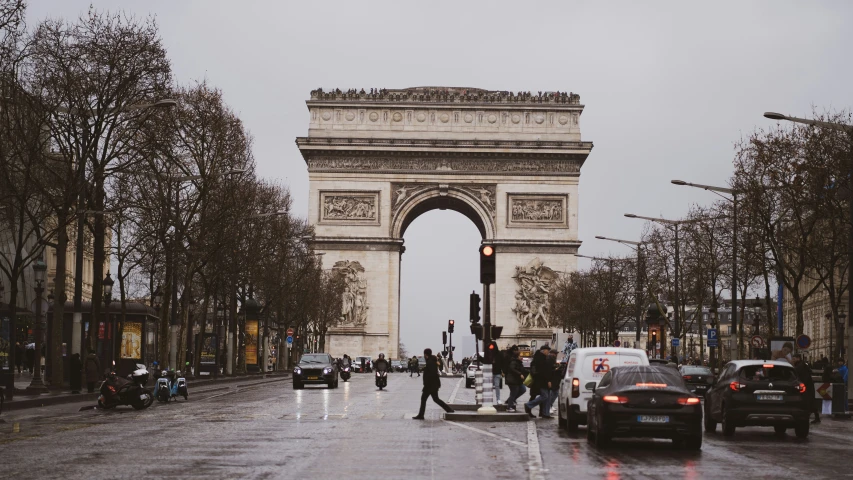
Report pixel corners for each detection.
[443,420,526,447]
[449,377,463,404]
[527,420,546,480]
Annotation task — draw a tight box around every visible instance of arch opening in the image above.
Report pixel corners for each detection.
[392,186,495,240]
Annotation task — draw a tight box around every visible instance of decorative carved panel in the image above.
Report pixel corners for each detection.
[512,258,558,329]
[507,194,568,228]
[390,183,496,219]
[330,260,369,329]
[319,190,380,225]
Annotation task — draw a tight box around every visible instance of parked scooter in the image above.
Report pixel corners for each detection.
[341,366,351,382]
[155,367,189,402]
[375,369,388,390]
[98,363,153,410]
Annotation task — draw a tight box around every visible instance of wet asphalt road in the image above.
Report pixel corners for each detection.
[1,373,852,479]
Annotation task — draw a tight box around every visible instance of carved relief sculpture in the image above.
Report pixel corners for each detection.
[512,258,558,328]
[320,191,380,224]
[391,183,496,219]
[333,260,369,326]
[507,194,568,228]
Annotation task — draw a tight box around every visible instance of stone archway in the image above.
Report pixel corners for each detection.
[296,87,593,358]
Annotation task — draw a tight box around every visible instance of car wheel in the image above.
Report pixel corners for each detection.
[722,405,736,437]
[704,403,717,433]
[794,420,809,439]
[567,405,579,432]
[774,425,787,435]
[683,434,702,451]
[593,416,610,448]
[558,401,567,430]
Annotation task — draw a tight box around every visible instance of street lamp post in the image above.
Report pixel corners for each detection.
[624,214,689,362]
[103,273,114,367]
[671,180,740,361]
[26,256,49,393]
[764,112,853,402]
[596,236,644,345]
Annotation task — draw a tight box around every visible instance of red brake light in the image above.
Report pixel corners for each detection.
[729,381,746,391]
[763,364,774,368]
[677,397,701,405]
[605,351,616,355]
[635,383,668,388]
[798,383,807,394]
[571,378,580,398]
[603,395,628,404]
[682,375,693,381]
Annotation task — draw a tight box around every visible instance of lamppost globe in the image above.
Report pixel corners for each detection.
[33,257,47,285]
[152,286,163,308]
[102,273,114,304]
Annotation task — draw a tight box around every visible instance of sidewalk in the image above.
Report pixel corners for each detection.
[2,370,291,412]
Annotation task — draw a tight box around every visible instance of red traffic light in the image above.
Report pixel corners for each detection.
[488,343,495,350]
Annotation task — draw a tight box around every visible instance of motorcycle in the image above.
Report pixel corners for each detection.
[98,363,153,410]
[375,369,388,390]
[341,366,351,382]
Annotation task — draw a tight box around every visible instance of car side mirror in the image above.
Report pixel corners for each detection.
[585,382,597,391]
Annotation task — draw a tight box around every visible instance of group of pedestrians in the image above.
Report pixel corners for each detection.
[499,343,564,417]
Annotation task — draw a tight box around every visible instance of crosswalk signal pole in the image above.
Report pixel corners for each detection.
[478,245,497,414]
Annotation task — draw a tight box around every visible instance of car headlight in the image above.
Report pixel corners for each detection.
[323,367,333,374]
[294,367,302,375]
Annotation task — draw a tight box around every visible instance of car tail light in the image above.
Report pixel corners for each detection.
[682,375,693,381]
[798,383,807,394]
[677,397,701,405]
[571,378,580,398]
[635,383,668,388]
[729,381,746,391]
[763,364,775,368]
[603,395,628,404]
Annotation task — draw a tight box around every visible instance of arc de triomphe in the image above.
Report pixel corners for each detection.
[296,87,593,358]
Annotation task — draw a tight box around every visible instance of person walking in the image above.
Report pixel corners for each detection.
[524,345,552,418]
[14,342,23,374]
[413,348,454,419]
[562,334,578,359]
[792,354,819,424]
[504,346,527,412]
[490,341,504,404]
[69,353,83,394]
[25,344,35,374]
[545,349,560,416]
[409,356,420,377]
[84,350,101,393]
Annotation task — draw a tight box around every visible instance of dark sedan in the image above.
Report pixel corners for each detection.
[293,353,339,390]
[679,365,715,396]
[704,360,810,438]
[587,365,702,450]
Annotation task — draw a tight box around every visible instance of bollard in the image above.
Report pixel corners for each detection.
[475,368,483,405]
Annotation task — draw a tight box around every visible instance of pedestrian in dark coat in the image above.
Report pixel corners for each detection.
[84,351,101,393]
[14,342,23,374]
[69,353,83,394]
[504,346,527,412]
[792,354,819,423]
[413,348,454,419]
[25,345,35,374]
[523,345,552,418]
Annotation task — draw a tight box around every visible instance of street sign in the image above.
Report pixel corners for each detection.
[708,339,718,347]
[707,329,718,341]
[613,340,621,347]
[750,335,765,349]
[531,340,537,348]
[286,335,293,345]
[671,338,680,347]
[286,328,294,337]
[796,335,811,350]
[817,383,832,400]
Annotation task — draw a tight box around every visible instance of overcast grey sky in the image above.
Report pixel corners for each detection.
[29,1,853,358]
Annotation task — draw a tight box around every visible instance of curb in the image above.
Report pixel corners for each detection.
[449,403,508,412]
[2,372,291,412]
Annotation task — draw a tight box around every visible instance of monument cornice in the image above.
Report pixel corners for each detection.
[308,87,582,107]
[489,239,582,255]
[296,137,592,152]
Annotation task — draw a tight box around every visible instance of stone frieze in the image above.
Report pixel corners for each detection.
[308,157,581,174]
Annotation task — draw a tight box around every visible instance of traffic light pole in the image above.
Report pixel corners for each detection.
[478,283,497,414]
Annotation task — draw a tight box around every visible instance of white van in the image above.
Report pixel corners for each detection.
[557,347,649,431]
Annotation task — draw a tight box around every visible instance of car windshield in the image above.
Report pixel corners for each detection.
[738,365,797,381]
[613,367,684,388]
[299,355,329,364]
[682,366,712,375]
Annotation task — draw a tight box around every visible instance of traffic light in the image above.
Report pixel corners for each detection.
[491,325,503,340]
[479,245,496,284]
[470,322,483,339]
[469,291,481,323]
[448,319,455,334]
[483,341,496,364]
[442,331,448,345]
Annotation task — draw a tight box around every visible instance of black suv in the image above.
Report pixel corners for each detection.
[679,365,714,396]
[293,353,339,390]
[704,360,810,438]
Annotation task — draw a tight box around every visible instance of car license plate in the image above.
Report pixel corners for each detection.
[757,394,782,401]
[638,415,669,423]
[307,376,319,380]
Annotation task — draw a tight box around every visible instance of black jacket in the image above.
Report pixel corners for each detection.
[505,356,526,386]
[373,358,390,372]
[492,349,504,375]
[530,351,551,389]
[794,362,815,394]
[422,354,442,391]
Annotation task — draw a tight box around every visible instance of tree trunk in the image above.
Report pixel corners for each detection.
[87,172,105,355]
[50,212,68,388]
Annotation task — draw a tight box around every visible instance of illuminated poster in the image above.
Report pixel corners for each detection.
[201,334,217,364]
[245,320,259,365]
[121,322,142,359]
